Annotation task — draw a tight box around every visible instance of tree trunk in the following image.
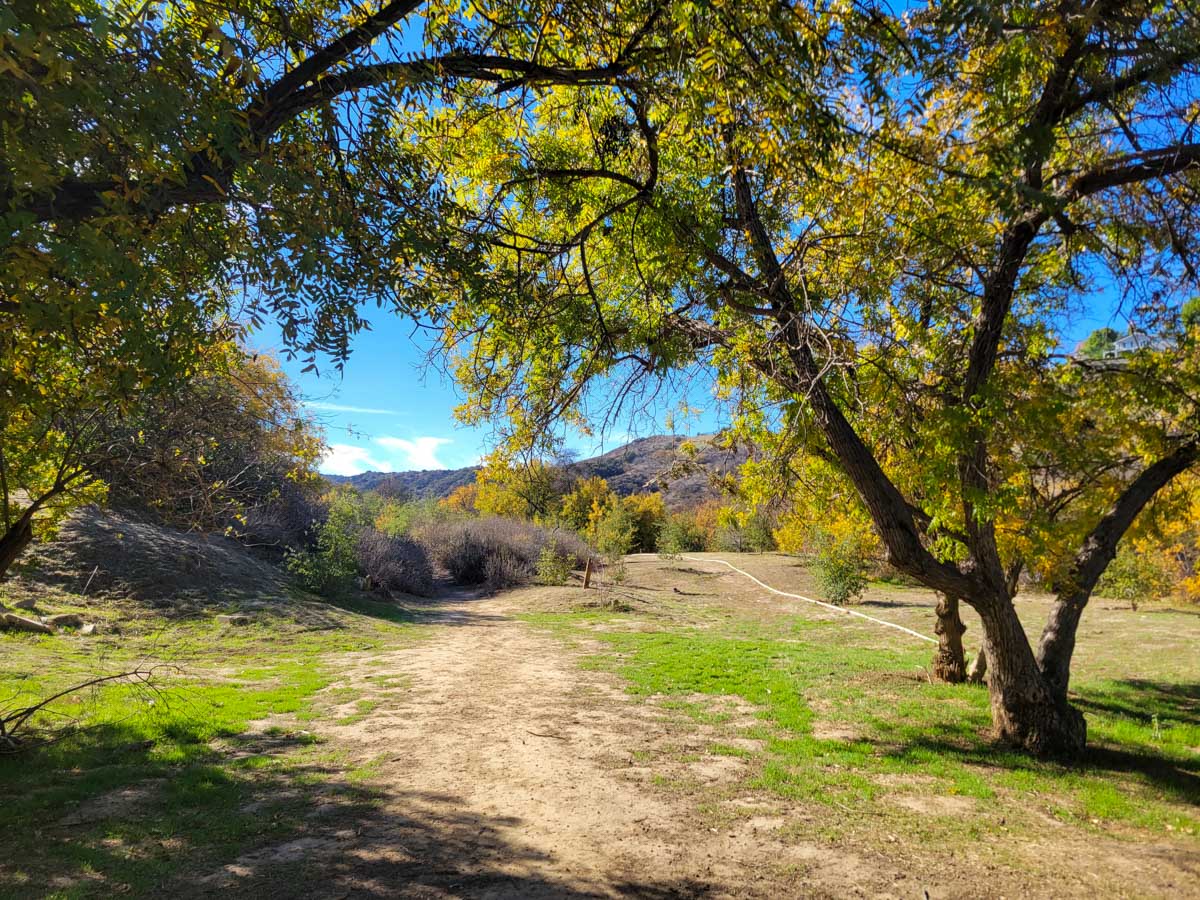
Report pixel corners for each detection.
[1035,591,1086,699]
[0,516,34,581]
[975,595,1086,757]
[967,647,987,684]
[932,593,967,683]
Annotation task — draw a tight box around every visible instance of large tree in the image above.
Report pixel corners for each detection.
[1,0,658,571]
[400,0,1200,756]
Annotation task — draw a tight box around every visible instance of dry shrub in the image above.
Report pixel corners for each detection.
[355,528,435,597]
[417,517,593,589]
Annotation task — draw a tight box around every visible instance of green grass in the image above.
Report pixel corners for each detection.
[523,607,1200,844]
[0,591,423,897]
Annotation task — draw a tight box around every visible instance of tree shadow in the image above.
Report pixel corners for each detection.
[872,729,1198,807]
[0,720,718,899]
[1073,679,1200,728]
[864,679,1200,808]
[179,785,719,899]
[857,598,933,611]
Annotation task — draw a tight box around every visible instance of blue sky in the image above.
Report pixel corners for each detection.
[251,308,494,475]
[249,307,726,476]
[251,296,1125,477]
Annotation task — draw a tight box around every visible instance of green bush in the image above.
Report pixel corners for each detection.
[374,497,455,537]
[1096,542,1174,607]
[657,515,708,556]
[593,503,636,560]
[714,511,776,553]
[535,541,575,585]
[812,528,867,605]
[286,486,434,598]
[742,512,777,552]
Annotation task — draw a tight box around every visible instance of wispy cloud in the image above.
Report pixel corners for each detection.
[319,443,390,476]
[376,436,452,470]
[306,401,399,415]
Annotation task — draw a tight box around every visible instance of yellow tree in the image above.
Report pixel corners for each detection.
[401,0,1200,755]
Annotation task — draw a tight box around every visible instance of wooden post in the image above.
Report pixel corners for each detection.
[583,558,593,589]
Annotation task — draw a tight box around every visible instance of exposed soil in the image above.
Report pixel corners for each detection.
[189,589,902,898]
[185,575,1200,899]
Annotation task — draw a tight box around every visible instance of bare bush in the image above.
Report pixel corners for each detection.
[240,480,324,556]
[355,528,435,597]
[417,517,594,589]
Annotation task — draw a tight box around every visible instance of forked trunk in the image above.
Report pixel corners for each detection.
[1036,592,1086,700]
[0,517,34,581]
[932,593,967,683]
[975,594,1086,757]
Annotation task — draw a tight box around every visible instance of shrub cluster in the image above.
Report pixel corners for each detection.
[417,517,593,589]
[657,515,709,556]
[356,529,435,597]
[811,526,869,605]
[286,487,436,599]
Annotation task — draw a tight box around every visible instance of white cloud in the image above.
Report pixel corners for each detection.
[305,401,398,415]
[376,436,452,470]
[319,443,390,476]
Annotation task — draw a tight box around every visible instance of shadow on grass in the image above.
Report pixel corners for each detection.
[866,679,1199,808]
[858,598,934,611]
[1074,679,1200,728]
[0,721,716,899]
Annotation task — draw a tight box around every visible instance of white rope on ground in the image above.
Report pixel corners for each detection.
[679,555,937,645]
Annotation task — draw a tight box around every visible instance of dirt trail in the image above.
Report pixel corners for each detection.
[197,590,878,899]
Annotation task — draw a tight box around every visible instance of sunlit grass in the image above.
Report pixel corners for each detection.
[0,591,422,897]
[523,605,1200,842]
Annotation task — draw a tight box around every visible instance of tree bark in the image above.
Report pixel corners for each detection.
[967,647,988,684]
[975,594,1086,757]
[932,593,967,683]
[0,516,33,581]
[1036,591,1087,699]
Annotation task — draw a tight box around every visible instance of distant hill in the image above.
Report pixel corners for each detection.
[328,466,478,498]
[327,435,746,509]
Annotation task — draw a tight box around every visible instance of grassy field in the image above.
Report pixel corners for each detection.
[521,554,1199,871]
[0,582,426,897]
[1,551,1196,897]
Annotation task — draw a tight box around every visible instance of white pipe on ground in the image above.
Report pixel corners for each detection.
[679,555,936,645]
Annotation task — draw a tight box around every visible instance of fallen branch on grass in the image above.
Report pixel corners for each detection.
[0,665,179,753]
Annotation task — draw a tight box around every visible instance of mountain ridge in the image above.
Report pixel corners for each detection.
[325,435,745,509]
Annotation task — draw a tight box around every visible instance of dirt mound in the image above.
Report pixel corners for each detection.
[15,506,291,607]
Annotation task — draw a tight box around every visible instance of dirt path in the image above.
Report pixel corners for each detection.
[195,590,881,899]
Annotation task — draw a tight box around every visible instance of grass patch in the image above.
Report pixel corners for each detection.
[0,591,422,897]
[526,604,1200,844]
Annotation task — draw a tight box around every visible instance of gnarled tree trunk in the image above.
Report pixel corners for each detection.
[1036,591,1087,699]
[932,593,967,683]
[974,594,1086,756]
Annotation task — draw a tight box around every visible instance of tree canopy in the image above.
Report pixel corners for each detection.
[5,0,1200,758]
[394,0,1200,756]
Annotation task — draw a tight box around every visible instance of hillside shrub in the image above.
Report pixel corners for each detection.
[625,493,667,552]
[1096,540,1175,608]
[355,529,435,597]
[535,541,575,585]
[374,497,455,537]
[287,487,437,599]
[657,515,708,555]
[241,479,324,557]
[592,502,636,559]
